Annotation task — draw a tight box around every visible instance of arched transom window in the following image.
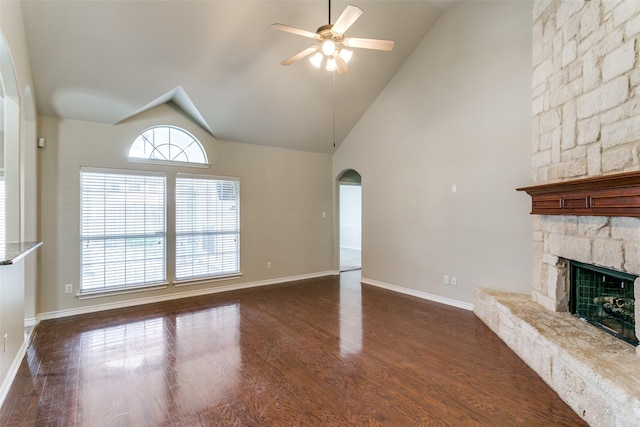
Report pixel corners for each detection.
[129,126,208,165]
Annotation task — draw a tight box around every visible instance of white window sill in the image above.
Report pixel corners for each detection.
[173,273,242,287]
[77,282,169,300]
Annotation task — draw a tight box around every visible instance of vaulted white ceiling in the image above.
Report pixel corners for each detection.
[21,1,448,153]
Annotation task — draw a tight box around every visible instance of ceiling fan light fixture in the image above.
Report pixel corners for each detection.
[338,48,353,64]
[321,39,336,56]
[309,52,324,68]
[326,57,337,71]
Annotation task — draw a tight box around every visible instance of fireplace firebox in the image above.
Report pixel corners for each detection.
[570,261,638,346]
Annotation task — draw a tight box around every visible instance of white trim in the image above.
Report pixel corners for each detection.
[38,271,337,321]
[80,166,166,177]
[174,273,242,287]
[360,277,474,311]
[126,157,211,169]
[77,283,169,300]
[24,317,38,328]
[0,335,30,409]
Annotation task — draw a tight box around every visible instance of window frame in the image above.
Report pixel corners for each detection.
[79,167,168,297]
[126,125,210,168]
[174,173,241,284]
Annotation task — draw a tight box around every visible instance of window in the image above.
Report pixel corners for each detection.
[176,174,240,281]
[128,126,208,165]
[80,169,166,292]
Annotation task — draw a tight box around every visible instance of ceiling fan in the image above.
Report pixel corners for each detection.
[272,2,395,75]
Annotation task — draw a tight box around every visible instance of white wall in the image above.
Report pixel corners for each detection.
[333,1,533,306]
[339,184,361,250]
[38,105,334,316]
[0,0,39,401]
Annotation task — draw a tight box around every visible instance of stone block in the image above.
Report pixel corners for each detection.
[601,114,640,148]
[533,59,554,88]
[578,25,607,56]
[550,79,583,107]
[532,115,540,152]
[563,158,589,178]
[580,0,602,39]
[623,243,640,274]
[562,39,577,68]
[564,214,579,235]
[603,0,624,14]
[557,0,585,27]
[540,108,562,134]
[532,95,544,116]
[578,216,610,237]
[562,101,577,150]
[613,0,640,28]
[532,149,551,168]
[582,49,600,92]
[542,252,558,266]
[626,13,640,37]
[539,128,560,151]
[602,39,636,81]
[548,233,592,263]
[540,216,567,234]
[552,359,586,411]
[610,216,640,242]
[564,14,582,43]
[522,334,553,384]
[577,75,629,119]
[592,27,624,58]
[602,146,633,172]
[533,0,554,21]
[592,238,624,269]
[532,289,558,311]
[543,14,556,44]
[584,389,614,427]
[577,116,601,145]
[587,143,603,176]
[563,146,587,161]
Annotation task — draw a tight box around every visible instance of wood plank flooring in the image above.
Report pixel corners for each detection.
[0,271,587,426]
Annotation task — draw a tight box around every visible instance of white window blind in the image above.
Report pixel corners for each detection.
[80,169,166,292]
[176,174,240,281]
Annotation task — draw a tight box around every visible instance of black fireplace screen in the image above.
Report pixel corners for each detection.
[570,261,637,346]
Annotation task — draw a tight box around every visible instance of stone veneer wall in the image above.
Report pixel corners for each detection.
[531,0,640,342]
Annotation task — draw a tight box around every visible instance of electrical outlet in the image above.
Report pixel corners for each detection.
[65,284,73,294]
[444,275,449,285]
[451,276,457,286]
[267,262,272,270]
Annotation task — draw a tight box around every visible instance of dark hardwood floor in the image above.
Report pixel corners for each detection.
[0,271,586,426]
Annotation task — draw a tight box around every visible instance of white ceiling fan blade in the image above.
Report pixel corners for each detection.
[343,37,395,51]
[271,23,318,39]
[281,46,319,66]
[332,5,363,35]
[334,54,349,75]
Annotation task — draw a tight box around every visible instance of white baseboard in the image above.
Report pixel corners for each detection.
[38,271,339,321]
[24,317,38,328]
[361,277,474,311]
[0,335,30,409]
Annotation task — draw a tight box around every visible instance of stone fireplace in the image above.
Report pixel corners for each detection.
[475,1,640,425]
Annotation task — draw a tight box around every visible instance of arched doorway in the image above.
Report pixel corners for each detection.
[337,169,361,271]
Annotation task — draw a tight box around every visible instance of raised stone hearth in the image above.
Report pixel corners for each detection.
[475,288,640,427]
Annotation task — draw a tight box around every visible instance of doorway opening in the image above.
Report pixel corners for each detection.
[338,170,361,271]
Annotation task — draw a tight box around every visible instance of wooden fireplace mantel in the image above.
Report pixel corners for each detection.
[516,171,640,217]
